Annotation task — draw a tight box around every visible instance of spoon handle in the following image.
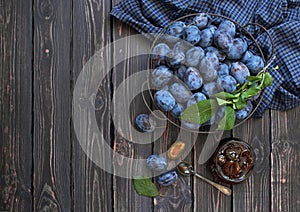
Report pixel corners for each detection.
[194,173,232,196]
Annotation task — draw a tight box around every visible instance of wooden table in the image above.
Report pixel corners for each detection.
[1,0,300,211]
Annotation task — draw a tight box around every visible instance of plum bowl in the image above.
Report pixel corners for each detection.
[144,13,275,133]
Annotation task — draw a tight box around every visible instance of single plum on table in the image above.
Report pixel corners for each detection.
[146,155,167,172]
[135,114,157,132]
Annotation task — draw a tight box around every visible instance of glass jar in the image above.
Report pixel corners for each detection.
[210,138,255,184]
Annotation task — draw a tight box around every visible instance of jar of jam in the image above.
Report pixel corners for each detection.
[210,138,255,184]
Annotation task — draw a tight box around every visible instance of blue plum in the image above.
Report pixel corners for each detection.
[217,63,230,77]
[185,46,205,67]
[230,62,250,85]
[165,21,186,43]
[235,101,253,119]
[199,28,214,48]
[166,50,185,68]
[205,46,226,61]
[184,25,201,45]
[218,20,236,37]
[146,155,167,172]
[151,43,170,66]
[135,114,156,132]
[202,82,222,97]
[154,90,176,112]
[205,50,220,70]
[193,13,211,29]
[208,24,217,34]
[241,50,254,64]
[226,38,248,60]
[184,67,203,90]
[170,103,185,118]
[157,170,178,186]
[219,75,237,93]
[169,82,192,103]
[151,65,173,89]
[198,55,219,82]
[174,65,187,80]
[246,55,264,74]
[214,30,233,52]
[173,41,191,54]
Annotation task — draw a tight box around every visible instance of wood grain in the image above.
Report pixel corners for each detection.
[271,108,300,212]
[0,1,33,211]
[111,19,154,211]
[232,113,271,212]
[1,0,300,211]
[72,0,113,211]
[193,131,232,212]
[33,0,71,210]
[153,122,193,212]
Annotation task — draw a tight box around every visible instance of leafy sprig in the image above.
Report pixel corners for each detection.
[133,176,159,197]
[180,57,278,130]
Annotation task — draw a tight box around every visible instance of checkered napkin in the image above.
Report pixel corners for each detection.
[111,0,300,117]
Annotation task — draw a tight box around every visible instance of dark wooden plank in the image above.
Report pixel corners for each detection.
[193,131,232,212]
[153,122,193,212]
[33,0,71,210]
[72,0,113,211]
[271,107,300,212]
[111,19,154,211]
[232,113,271,212]
[0,1,33,211]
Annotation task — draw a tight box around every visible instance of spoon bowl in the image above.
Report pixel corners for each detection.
[176,161,194,176]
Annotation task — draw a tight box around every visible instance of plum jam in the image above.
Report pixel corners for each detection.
[211,138,255,183]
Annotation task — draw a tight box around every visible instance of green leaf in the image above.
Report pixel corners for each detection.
[217,106,236,130]
[247,75,261,81]
[133,176,159,197]
[233,81,251,94]
[261,72,273,88]
[214,92,237,100]
[232,98,239,103]
[216,97,228,106]
[180,99,218,124]
[241,85,260,100]
[233,98,246,110]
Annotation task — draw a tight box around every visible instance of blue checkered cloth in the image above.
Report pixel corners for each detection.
[111,0,300,116]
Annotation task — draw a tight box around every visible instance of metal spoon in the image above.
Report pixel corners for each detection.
[176,161,232,196]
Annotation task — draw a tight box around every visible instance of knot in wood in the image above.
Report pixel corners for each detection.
[38,0,54,20]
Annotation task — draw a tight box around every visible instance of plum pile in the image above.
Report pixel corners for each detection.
[143,13,266,131]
